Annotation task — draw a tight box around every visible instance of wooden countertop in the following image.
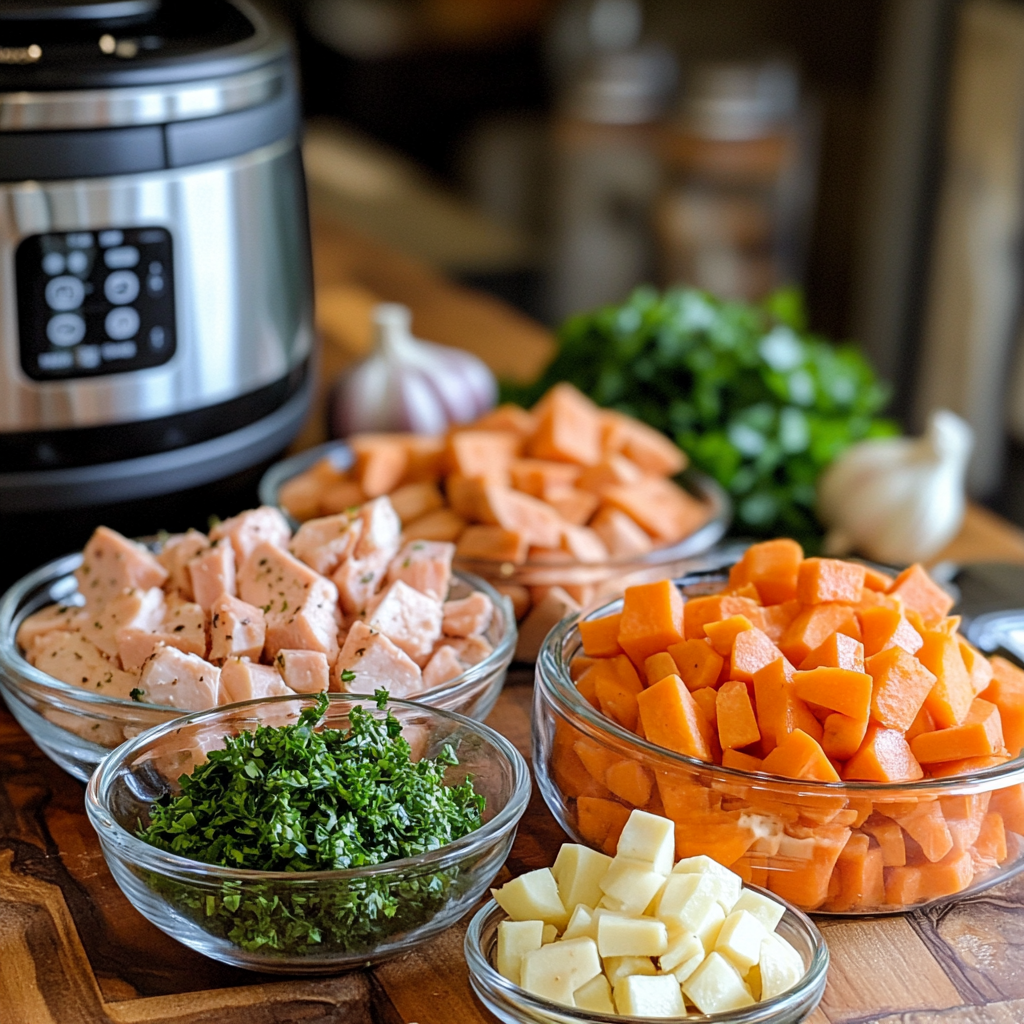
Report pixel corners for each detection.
[4,214,1024,1024]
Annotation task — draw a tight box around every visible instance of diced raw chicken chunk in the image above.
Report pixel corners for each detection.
[237,542,340,660]
[157,529,210,600]
[16,603,89,652]
[290,513,362,576]
[332,550,391,616]
[365,580,443,662]
[117,595,208,671]
[209,594,266,663]
[386,540,454,601]
[331,620,423,697]
[422,645,464,689]
[354,496,401,560]
[442,592,494,638]
[75,526,167,607]
[30,630,138,699]
[219,658,294,703]
[273,649,330,693]
[210,506,291,563]
[137,646,221,710]
[83,586,166,657]
[188,542,236,612]
[438,635,494,666]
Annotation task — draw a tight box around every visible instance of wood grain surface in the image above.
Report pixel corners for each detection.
[6,672,1024,1024]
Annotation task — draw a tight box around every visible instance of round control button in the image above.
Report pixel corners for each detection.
[46,312,86,347]
[104,245,140,269]
[147,275,164,295]
[149,325,166,348]
[66,250,89,275]
[42,252,65,276]
[45,275,85,311]
[104,269,140,305]
[105,306,139,340]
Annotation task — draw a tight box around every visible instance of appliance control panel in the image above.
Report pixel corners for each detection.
[16,227,176,381]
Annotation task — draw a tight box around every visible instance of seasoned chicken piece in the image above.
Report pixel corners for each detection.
[30,630,138,699]
[136,646,220,710]
[332,551,391,616]
[75,526,167,608]
[386,540,455,601]
[219,658,294,703]
[273,649,330,693]
[438,635,494,667]
[422,645,465,690]
[365,580,443,663]
[290,512,362,576]
[188,542,236,612]
[16,603,89,652]
[331,620,422,697]
[83,587,166,658]
[208,594,266,663]
[354,496,402,560]
[157,529,210,600]
[210,506,291,563]
[238,542,340,661]
[442,592,494,638]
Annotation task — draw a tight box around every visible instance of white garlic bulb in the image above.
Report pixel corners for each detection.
[817,409,974,565]
[331,303,497,436]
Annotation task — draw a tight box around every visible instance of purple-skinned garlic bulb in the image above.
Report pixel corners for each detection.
[330,303,497,437]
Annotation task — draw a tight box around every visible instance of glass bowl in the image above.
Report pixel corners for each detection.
[0,550,516,782]
[85,693,531,974]
[534,568,1024,915]
[464,896,828,1024]
[259,441,732,629]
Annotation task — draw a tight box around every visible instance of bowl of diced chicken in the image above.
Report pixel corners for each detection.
[0,500,516,781]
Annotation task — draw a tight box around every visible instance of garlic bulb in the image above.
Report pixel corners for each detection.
[817,409,974,565]
[330,303,497,436]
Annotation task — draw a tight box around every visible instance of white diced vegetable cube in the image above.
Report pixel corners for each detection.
[597,915,668,958]
[599,857,667,915]
[682,952,756,1014]
[492,868,568,927]
[671,856,742,912]
[574,974,615,1013]
[552,844,613,912]
[603,955,657,987]
[562,904,596,941]
[614,974,686,1017]
[542,924,559,944]
[616,810,676,874]
[520,938,602,1005]
[655,873,726,934]
[715,910,769,973]
[758,932,806,1000]
[659,929,703,973]
[497,920,544,986]
[665,950,705,985]
[730,889,786,933]
[696,903,727,953]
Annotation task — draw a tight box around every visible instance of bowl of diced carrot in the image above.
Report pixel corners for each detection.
[533,540,1024,914]
[259,384,730,657]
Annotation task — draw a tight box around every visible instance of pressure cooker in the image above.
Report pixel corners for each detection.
[0,0,313,515]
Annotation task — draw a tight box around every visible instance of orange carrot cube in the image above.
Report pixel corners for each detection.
[779,602,862,666]
[637,674,712,760]
[683,594,765,640]
[618,579,684,667]
[728,538,803,605]
[578,611,624,658]
[585,655,644,731]
[858,605,924,658]
[821,713,869,761]
[975,812,1008,864]
[797,557,867,605]
[862,817,906,866]
[792,667,873,721]
[919,631,974,728]
[703,614,754,656]
[866,646,936,732]
[722,748,764,772]
[731,627,786,683]
[761,729,839,782]
[843,723,923,783]
[753,657,822,753]
[980,656,1024,757]
[888,564,954,625]
[716,680,761,750]
[644,651,679,687]
[910,698,1005,763]
[799,632,865,672]
[667,638,724,691]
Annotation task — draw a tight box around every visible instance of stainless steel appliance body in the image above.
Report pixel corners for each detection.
[0,0,314,512]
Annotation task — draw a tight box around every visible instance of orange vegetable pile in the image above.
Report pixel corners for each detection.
[548,539,1024,911]
[279,384,709,621]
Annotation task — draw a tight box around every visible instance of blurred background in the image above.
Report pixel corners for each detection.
[269,0,1024,528]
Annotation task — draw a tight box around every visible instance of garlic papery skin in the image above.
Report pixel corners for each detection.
[330,303,498,437]
[817,409,974,565]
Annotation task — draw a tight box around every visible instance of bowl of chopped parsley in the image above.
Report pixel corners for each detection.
[85,690,530,973]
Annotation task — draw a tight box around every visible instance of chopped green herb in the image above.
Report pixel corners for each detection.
[135,691,485,956]
[340,668,356,683]
[130,688,145,702]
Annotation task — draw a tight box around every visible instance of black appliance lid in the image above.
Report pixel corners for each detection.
[0,0,287,91]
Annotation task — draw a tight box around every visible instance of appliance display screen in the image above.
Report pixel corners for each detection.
[16,226,176,381]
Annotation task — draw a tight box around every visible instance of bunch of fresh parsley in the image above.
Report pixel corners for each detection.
[137,691,486,955]
[504,287,896,549]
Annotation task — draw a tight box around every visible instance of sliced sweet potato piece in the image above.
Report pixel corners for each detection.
[753,657,821,754]
[445,430,520,483]
[760,729,839,782]
[598,409,687,475]
[863,566,895,591]
[578,611,624,658]
[589,506,653,558]
[797,557,866,605]
[508,458,580,498]
[863,817,906,866]
[980,656,1024,757]
[888,564,954,625]
[576,796,631,855]
[959,639,995,697]
[721,748,763,772]
[456,524,527,563]
[703,614,754,656]
[761,600,801,643]
[636,674,712,760]
[843,723,923,783]
[716,680,761,751]
[830,833,885,911]
[911,698,1005,763]
[605,759,655,807]
[601,477,707,544]
[546,488,601,526]
[667,638,724,691]
[684,594,765,640]
[528,383,603,466]
[991,784,1024,834]
[779,603,862,666]
[867,646,936,732]
[889,800,953,862]
[821,713,869,761]
[644,651,678,686]
[975,812,1008,864]
[768,824,850,910]
[793,667,873,721]
[799,632,865,672]
[618,579,684,666]
[585,655,644,731]
[919,630,974,728]
[859,605,924,658]
[349,434,409,497]
[728,538,803,605]
[730,627,785,683]
[403,507,467,543]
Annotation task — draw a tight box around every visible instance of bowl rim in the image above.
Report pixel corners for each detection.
[537,567,1024,797]
[464,897,829,1024]
[0,549,517,715]
[85,691,532,882]
[258,438,733,574]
